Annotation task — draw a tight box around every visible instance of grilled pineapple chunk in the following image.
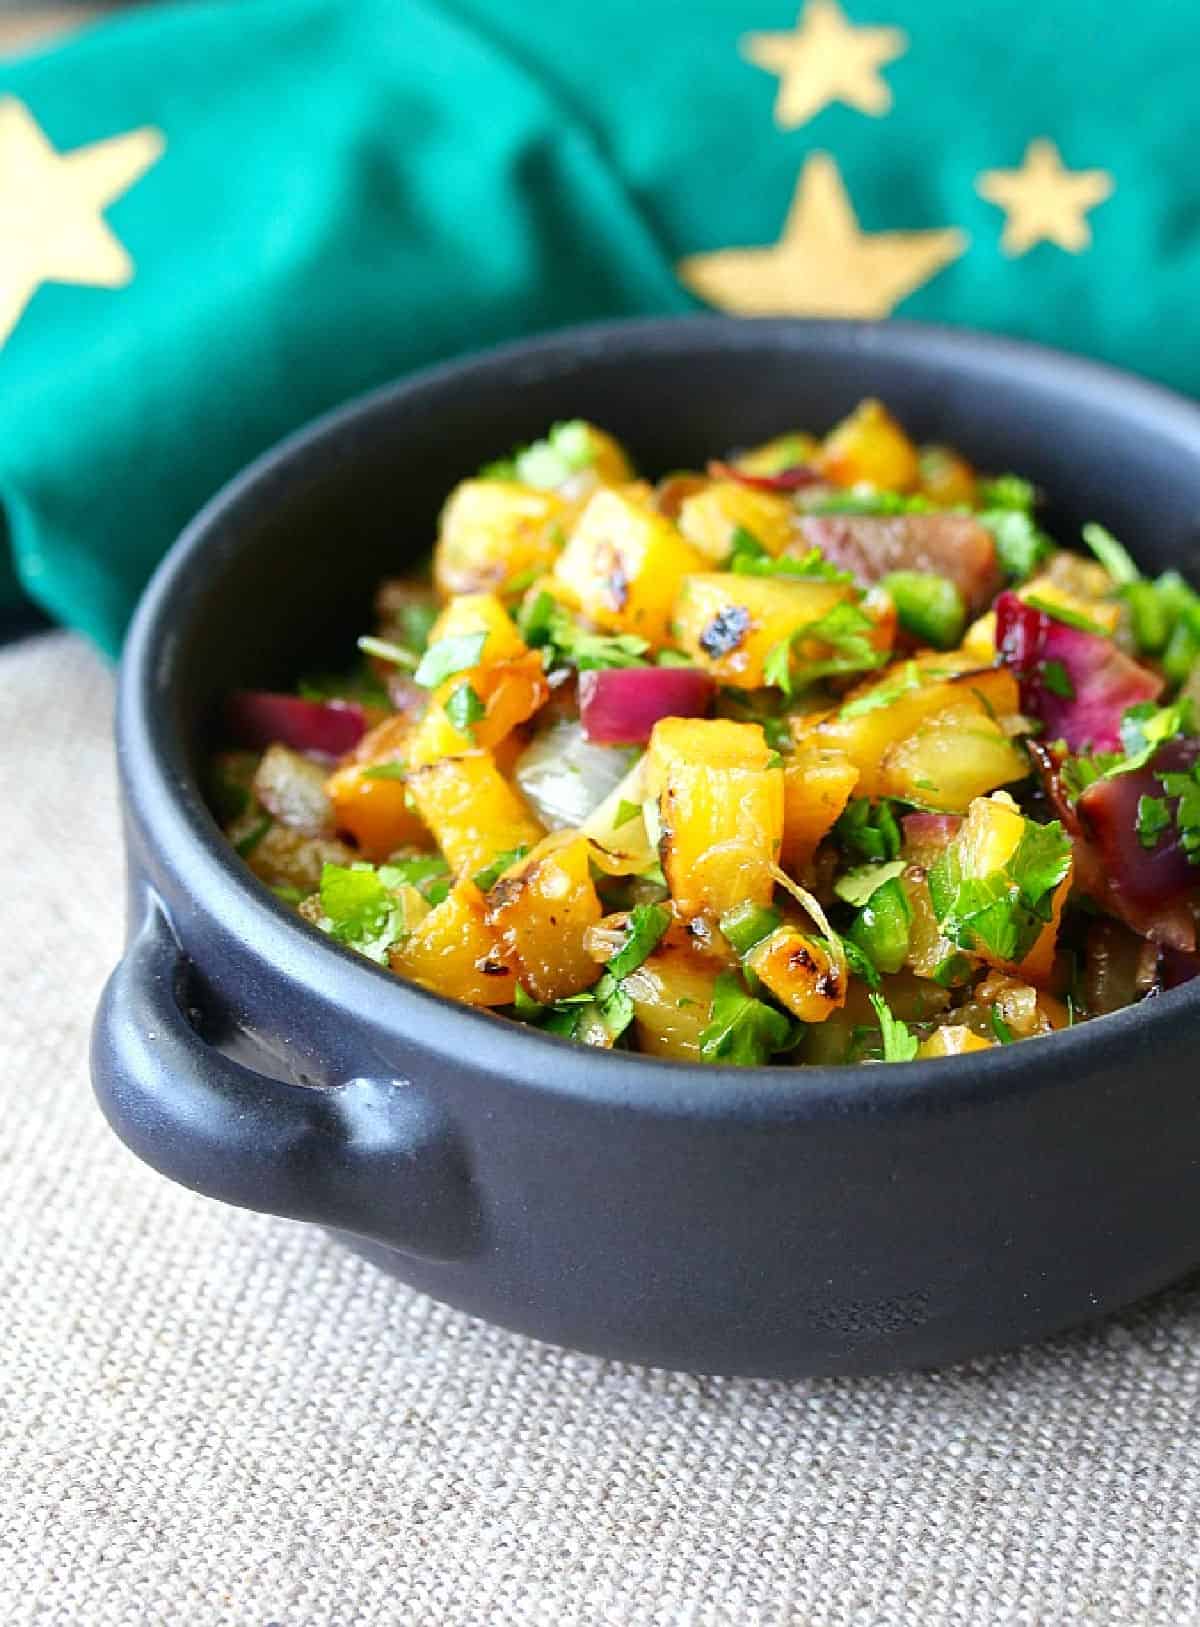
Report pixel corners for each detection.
[647,718,784,918]
[798,656,1024,804]
[622,942,722,1061]
[407,750,543,879]
[553,488,707,646]
[745,925,846,1023]
[327,715,430,860]
[879,702,1028,811]
[817,399,920,491]
[781,748,859,871]
[407,594,548,766]
[390,879,515,1005]
[485,832,604,1003]
[434,481,568,600]
[917,1025,993,1057]
[671,572,862,688]
[677,481,796,561]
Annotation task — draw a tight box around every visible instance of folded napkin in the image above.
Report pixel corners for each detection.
[1,0,1196,652]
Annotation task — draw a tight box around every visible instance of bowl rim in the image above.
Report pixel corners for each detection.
[119,313,1200,1118]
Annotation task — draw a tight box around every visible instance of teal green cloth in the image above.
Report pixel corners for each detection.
[2,0,1198,652]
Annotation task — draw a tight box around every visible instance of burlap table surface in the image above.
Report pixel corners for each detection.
[3,629,1200,1627]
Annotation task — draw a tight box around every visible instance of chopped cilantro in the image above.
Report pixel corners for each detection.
[607,903,672,980]
[1135,794,1172,850]
[361,760,408,781]
[482,419,596,488]
[357,634,422,671]
[1109,699,1193,777]
[834,798,902,863]
[412,631,488,688]
[727,525,768,569]
[978,509,1052,580]
[1040,659,1075,700]
[518,590,650,671]
[868,992,919,1062]
[379,853,452,905]
[763,600,884,696]
[839,933,881,990]
[656,648,696,667]
[613,799,642,829]
[730,540,852,584]
[805,491,931,516]
[929,818,1072,965]
[473,845,530,892]
[1157,761,1200,863]
[976,473,1037,512]
[698,971,796,1066]
[317,862,411,964]
[445,680,486,738]
[1082,522,1140,587]
[834,859,908,907]
[990,1008,1015,1045]
[838,659,929,720]
[512,984,545,1019]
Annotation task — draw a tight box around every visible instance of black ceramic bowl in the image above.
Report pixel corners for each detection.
[92,317,1200,1377]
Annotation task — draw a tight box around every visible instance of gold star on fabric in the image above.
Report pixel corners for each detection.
[0,98,164,348]
[976,139,1113,256]
[678,153,967,319]
[742,0,906,129]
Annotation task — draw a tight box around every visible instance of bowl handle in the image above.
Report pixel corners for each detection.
[90,896,480,1261]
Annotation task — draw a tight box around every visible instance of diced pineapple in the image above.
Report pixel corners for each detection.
[961,610,997,663]
[326,714,429,860]
[572,423,635,487]
[800,657,1022,799]
[425,591,529,664]
[553,488,707,645]
[622,943,721,1061]
[917,1025,994,1058]
[918,445,978,507]
[485,832,603,1003]
[734,431,820,477]
[647,717,784,918]
[407,651,549,767]
[781,748,859,870]
[671,572,859,688]
[677,481,796,561]
[879,702,1029,811]
[406,750,544,879]
[817,399,920,492]
[434,481,568,600]
[745,925,845,1023]
[390,879,516,1006]
[1018,573,1122,634]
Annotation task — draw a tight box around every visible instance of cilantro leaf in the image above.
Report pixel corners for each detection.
[379,853,451,905]
[412,632,487,688]
[445,680,485,738]
[472,845,530,893]
[698,971,796,1066]
[613,798,641,828]
[607,904,672,980]
[1136,794,1172,850]
[976,473,1037,512]
[978,509,1052,580]
[763,600,884,697]
[517,591,650,671]
[990,1007,1015,1045]
[838,659,931,720]
[361,760,408,782]
[1039,659,1075,700]
[730,539,851,584]
[930,818,1071,965]
[868,992,919,1062]
[317,862,413,963]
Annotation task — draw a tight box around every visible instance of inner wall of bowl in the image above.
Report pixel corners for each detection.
[167,323,1200,772]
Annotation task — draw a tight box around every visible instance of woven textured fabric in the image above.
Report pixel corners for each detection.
[3,631,1200,1627]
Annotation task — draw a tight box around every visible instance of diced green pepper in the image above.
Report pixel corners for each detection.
[879,571,966,650]
[719,901,783,957]
[847,876,912,975]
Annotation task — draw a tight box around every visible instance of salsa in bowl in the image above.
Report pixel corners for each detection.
[214,400,1200,1067]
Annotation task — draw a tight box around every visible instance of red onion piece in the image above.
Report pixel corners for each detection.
[1078,737,1200,915]
[578,667,715,745]
[901,812,961,851]
[994,592,1161,752]
[707,459,821,492]
[227,691,367,760]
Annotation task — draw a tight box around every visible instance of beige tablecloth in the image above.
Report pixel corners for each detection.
[3,629,1200,1627]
